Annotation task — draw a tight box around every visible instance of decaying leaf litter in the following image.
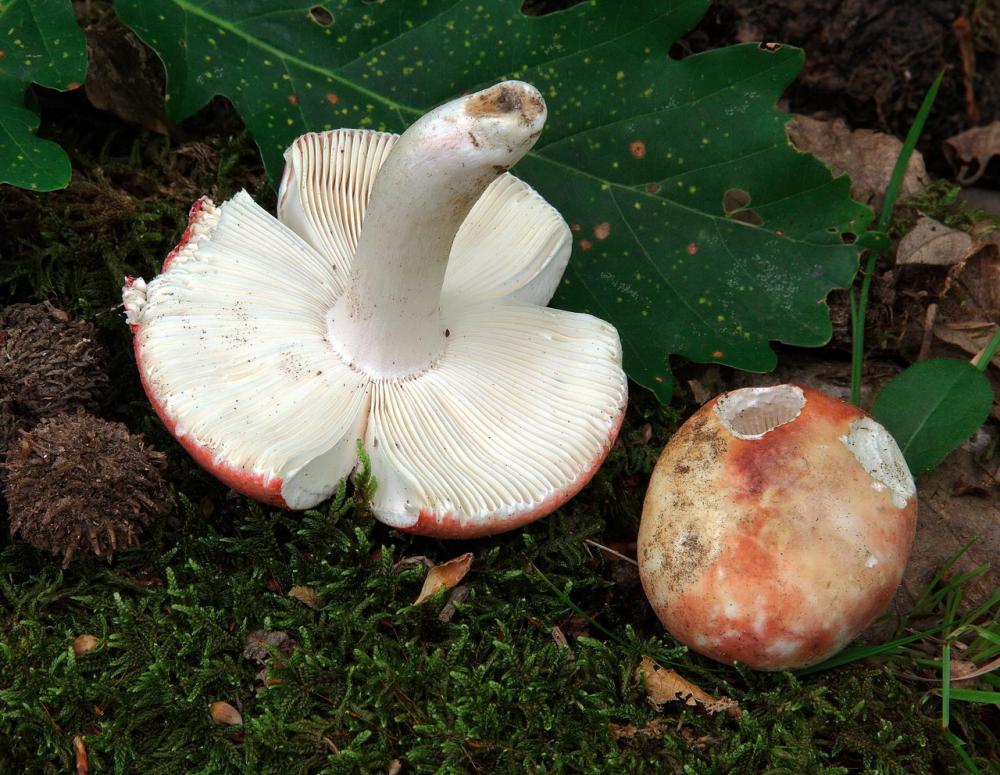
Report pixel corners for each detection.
[0,0,998,772]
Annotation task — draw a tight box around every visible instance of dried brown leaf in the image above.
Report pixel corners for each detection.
[242,630,294,663]
[73,735,88,775]
[942,321,996,330]
[415,553,473,605]
[896,216,975,267]
[209,700,243,725]
[934,324,1000,370]
[608,718,671,740]
[636,657,740,717]
[73,634,100,656]
[437,584,470,623]
[288,586,322,610]
[787,115,928,205]
[945,122,1000,184]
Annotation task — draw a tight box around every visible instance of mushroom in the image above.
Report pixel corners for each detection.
[123,81,627,538]
[638,384,917,670]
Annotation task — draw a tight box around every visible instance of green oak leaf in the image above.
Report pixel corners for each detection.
[0,0,88,191]
[872,359,994,477]
[116,0,871,401]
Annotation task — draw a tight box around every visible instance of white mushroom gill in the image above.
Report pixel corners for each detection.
[125,81,627,535]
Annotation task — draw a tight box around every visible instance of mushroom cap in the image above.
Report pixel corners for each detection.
[638,384,916,670]
[125,107,626,536]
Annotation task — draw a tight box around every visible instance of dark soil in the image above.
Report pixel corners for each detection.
[684,0,1000,178]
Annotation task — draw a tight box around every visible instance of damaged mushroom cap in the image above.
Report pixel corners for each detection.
[638,384,916,671]
[123,81,627,538]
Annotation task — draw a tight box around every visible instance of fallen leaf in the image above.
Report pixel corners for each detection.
[608,718,671,740]
[551,625,570,650]
[951,476,991,498]
[934,324,1000,370]
[951,654,1000,681]
[896,216,975,267]
[210,700,243,725]
[958,244,1000,311]
[636,657,740,717]
[288,586,322,610]
[787,115,928,205]
[242,630,295,664]
[892,445,1000,614]
[79,5,170,135]
[958,187,1000,215]
[950,659,980,680]
[945,121,1000,184]
[942,321,997,330]
[415,553,473,605]
[687,378,715,405]
[394,555,432,572]
[73,634,100,656]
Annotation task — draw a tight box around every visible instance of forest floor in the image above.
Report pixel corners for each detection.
[0,1,998,773]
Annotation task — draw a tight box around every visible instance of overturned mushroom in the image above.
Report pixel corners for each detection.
[123,81,627,538]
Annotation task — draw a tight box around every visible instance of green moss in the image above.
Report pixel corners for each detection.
[899,180,1000,237]
[1,483,984,774]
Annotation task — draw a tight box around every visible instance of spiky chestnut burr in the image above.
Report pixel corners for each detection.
[3,411,170,567]
[0,303,109,442]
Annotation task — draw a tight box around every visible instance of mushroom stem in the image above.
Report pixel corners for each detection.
[328,81,547,377]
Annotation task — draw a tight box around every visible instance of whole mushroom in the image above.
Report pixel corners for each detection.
[123,81,627,538]
[638,384,917,670]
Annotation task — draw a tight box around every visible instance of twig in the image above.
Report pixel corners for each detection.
[583,538,638,566]
[917,303,938,362]
[952,17,979,125]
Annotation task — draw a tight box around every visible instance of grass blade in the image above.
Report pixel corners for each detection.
[946,731,982,775]
[972,326,1000,371]
[941,643,951,728]
[796,622,951,675]
[947,688,1000,704]
[850,69,944,406]
[530,563,621,644]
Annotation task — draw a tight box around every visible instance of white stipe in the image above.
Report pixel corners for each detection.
[277,128,571,306]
